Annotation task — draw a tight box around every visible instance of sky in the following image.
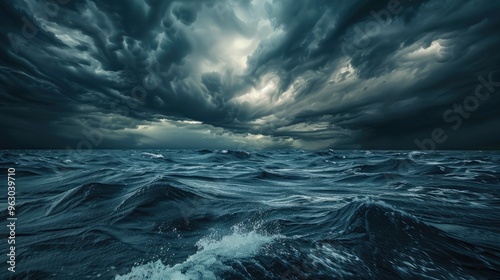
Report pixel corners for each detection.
[1,0,499,150]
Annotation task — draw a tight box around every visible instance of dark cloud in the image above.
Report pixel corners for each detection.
[1,0,499,150]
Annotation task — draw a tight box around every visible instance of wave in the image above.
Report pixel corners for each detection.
[140,152,176,163]
[217,150,251,159]
[316,199,500,278]
[46,183,126,216]
[112,178,204,225]
[409,150,427,159]
[116,181,200,210]
[140,152,165,159]
[115,226,280,280]
[355,158,418,174]
[201,150,254,163]
[313,149,336,156]
[255,169,307,180]
[115,199,500,279]
[196,148,213,154]
[419,164,454,175]
[327,199,433,240]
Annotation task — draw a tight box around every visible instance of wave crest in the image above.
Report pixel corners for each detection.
[115,226,280,280]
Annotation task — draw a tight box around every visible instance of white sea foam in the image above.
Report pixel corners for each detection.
[115,227,280,280]
[141,152,164,159]
[308,244,364,277]
[409,151,426,159]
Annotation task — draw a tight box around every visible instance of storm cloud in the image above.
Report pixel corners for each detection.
[1,0,499,150]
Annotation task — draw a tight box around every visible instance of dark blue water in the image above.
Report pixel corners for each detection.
[1,150,499,279]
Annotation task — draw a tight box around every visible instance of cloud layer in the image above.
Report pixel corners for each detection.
[1,0,499,150]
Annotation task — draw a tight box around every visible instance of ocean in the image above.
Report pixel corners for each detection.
[1,150,499,279]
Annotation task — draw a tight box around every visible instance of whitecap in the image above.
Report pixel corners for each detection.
[141,152,164,159]
[115,227,280,280]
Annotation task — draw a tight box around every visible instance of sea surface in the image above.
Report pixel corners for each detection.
[1,150,500,279]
